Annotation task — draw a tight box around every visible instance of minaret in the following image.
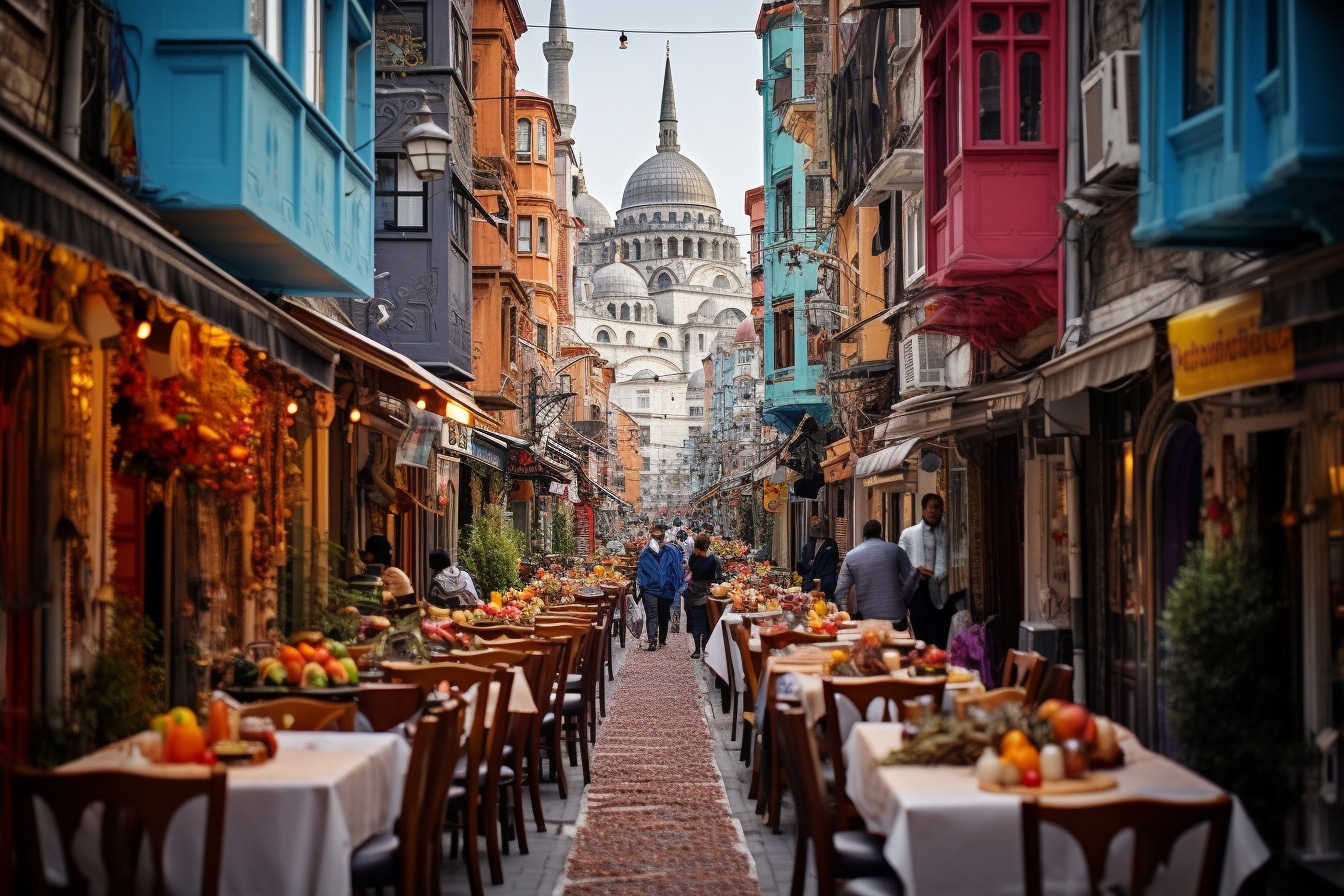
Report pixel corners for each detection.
[543,0,577,133]
[657,44,679,153]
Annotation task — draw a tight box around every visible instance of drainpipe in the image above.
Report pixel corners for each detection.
[1063,0,1087,704]
[59,2,85,159]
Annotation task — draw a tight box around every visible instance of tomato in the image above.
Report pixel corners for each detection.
[312,647,331,666]
[1020,769,1042,788]
[198,749,217,765]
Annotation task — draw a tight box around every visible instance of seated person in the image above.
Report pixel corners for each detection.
[425,549,480,611]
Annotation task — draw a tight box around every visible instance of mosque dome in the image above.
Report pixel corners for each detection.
[735,317,758,344]
[591,263,650,300]
[575,190,613,234]
[621,152,717,210]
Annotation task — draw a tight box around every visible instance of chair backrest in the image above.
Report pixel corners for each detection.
[1002,649,1047,703]
[457,621,534,640]
[580,620,606,701]
[382,660,494,699]
[529,634,570,719]
[395,711,442,896]
[1021,795,1232,896]
[759,628,836,659]
[534,622,590,674]
[240,696,356,731]
[821,675,946,827]
[14,763,228,896]
[451,648,529,669]
[954,686,1028,720]
[418,698,465,887]
[730,623,761,706]
[1034,664,1074,705]
[772,704,840,896]
[356,683,424,732]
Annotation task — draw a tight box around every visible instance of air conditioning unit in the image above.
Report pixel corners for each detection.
[1081,51,1140,183]
[900,333,946,393]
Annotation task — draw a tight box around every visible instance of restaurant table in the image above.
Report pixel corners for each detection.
[704,610,785,691]
[766,660,984,725]
[45,730,411,896]
[843,722,1270,896]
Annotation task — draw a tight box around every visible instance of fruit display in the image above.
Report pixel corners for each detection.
[421,617,472,651]
[906,645,949,675]
[247,634,359,688]
[847,631,889,676]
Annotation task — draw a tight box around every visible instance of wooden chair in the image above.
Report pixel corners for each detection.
[1002,649,1047,704]
[381,661,475,700]
[821,676,946,829]
[719,609,741,741]
[14,763,229,896]
[772,705,899,896]
[534,633,578,798]
[1034,663,1074,705]
[457,621,534,640]
[419,700,467,896]
[760,628,836,659]
[442,682,490,896]
[731,622,763,764]
[240,696,356,731]
[1021,795,1232,896]
[954,686,1028,720]
[357,683,424,732]
[449,665,516,884]
[541,622,599,790]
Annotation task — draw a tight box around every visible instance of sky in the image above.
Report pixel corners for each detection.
[513,0,765,239]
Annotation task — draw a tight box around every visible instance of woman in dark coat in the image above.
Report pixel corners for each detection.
[684,534,721,659]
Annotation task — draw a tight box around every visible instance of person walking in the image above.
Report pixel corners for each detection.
[899,493,953,647]
[795,516,840,600]
[834,519,921,625]
[424,549,479,611]
[683,534,721,659]
[636,523,685,650]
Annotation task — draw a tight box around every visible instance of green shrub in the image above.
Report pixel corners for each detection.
[1161,540,1295,847]
[552,503,577,558]
[461,504,522,596]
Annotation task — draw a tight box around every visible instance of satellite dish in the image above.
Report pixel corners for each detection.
[919,450,942,473]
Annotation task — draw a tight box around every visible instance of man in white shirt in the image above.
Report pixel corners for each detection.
[899,493,953,647]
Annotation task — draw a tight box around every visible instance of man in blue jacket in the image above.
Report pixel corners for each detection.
[636,522,685,650]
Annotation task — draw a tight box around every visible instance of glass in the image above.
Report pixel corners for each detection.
[977,12,1002,33]
[1018,11,1043,33]
[1019,52,1043,141]
[1183,0,1219,117]
[979,51,1002,140]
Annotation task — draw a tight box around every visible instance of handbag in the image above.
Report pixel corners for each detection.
[625,598,647,640]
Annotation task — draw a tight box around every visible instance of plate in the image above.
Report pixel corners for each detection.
[979,773,1117,795]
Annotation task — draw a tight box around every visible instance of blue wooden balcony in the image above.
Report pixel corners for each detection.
[116,0,374,297]
[1133,0,1344,249]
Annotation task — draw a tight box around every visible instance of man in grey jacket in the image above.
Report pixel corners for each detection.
[834,519,922,625]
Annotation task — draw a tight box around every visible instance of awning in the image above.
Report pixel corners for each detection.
[0,114,335,388]
[284,303,492,424]
[854,436,921,480]
[507,446,571,482]
[691,482,721,510]
[592,480,631,508]
[469,430,508,471]
[873,391,960,442]
[1037,322,1156,402]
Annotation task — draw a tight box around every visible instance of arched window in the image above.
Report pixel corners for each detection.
[709,216,717,226]
[698,239,707,258]
[620,303,630,320]
[626,331,636,345]
[607,303,617,318]
[639,213,647,224]
[634,304,642,322]
[596,330,611,343]
[683,238,693,256]
[712,241,720,260]
[683,212,692,223]
[669,239,678,257]
[515,120,532,160]
[621,240,628,259]
[633,241,642,260]
[656,239,664,258]
[697,213,705,223]
[657,272,672,290]
[979,51,1002,141]
[652,212,661,223]
[657,336,670,348]
[536,118,548,160]
[590,404,602,420]
[713,274,730,289]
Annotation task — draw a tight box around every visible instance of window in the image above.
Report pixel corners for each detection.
[516,120,532,161]
[657,336,670,348]
[304,0,327,107]
[452,13,470,86]
[775,180,793,238]
[903,194,925,284]
[607,303,617,318]
[537,218,549,255]
[537,119,548,161]
[698,334,705,351]
[1019,52,1043,141]
[738,348,752,365]
[450,190,470,246]
[637,393,651,412]
[979,51,1002,140]
[713,274,730,289]
[688,406,703,417]
[684,334,691,350]
[508,306,518,363]
[536,323,550,354]
[251,0,285,63]
[643,456,651,471]
[626,331,636,344]
[517,217,533,253]
[1184,0,1218,117]
[375,154,426,231]
[620,303,630,320]
[591,404,602,420]
[657,272,672,290]
[596,330,612,343]
[773,303,795,369]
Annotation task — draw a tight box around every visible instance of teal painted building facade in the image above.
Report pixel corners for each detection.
[113,0,375,297]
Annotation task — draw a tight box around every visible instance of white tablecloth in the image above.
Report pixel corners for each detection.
[704,611,749,691]
[843,722,1269,896]
[47,731,410,896]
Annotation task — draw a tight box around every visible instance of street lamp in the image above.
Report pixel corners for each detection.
[402,101,452,181]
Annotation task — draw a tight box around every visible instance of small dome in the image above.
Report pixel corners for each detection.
[591,263,650,300]
[575,191,613,235]
[687,368,706,389]
[621,152,717,210]
[735,317,757,343]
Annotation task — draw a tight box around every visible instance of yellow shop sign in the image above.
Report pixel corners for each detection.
[1168,293,1294,401]
[762,479,785,514]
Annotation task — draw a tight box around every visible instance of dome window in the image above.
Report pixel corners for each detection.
[657,336,670,348]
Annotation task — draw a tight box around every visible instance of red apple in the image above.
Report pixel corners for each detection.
[822,620,839,635]
[1050,703,1092,742]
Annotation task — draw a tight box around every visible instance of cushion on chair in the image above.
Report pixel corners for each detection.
[840,877,905,896]
[452,757,516,785]
[350,832,399,888]
[832,831,897,880]
[565,673,584,692]
[445,784,467,811]
[559,692,584,717]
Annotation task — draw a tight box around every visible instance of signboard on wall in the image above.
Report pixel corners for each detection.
[1168,293,1294,401]
[762,480,785,513]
